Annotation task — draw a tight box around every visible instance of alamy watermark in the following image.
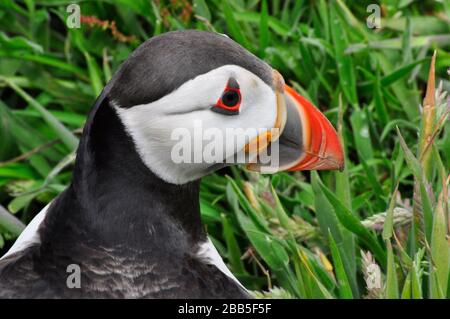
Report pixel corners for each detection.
[170,121,281,170]
[367,4,381,29]
[66,264,81,289]
[66,4,81,29]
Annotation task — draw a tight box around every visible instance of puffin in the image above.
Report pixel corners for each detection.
[0,30,343,298]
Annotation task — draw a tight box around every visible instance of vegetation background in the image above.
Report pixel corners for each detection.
[0,0,449,299]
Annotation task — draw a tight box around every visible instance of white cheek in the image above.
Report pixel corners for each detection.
[114,65,277,184]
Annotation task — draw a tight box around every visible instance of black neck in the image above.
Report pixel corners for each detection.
[41,96,205,252]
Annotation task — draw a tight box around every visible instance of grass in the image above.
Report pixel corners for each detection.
[0,0,449,299]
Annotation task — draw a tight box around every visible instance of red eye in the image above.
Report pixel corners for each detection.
[212,78,241,115]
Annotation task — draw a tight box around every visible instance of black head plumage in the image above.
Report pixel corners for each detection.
[107,30,273,108]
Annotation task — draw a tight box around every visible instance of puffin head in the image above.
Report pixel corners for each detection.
[108,30,344,184]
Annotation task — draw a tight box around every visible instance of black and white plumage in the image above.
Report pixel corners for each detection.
[0,30,344,298]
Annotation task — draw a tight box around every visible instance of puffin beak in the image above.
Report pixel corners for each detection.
[281,84,344,171]
[247,70,344,173]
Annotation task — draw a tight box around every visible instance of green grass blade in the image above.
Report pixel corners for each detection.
[221,213,246,274]
[396,128,433,242]
[317,176,387,268]
[2,78,78,151]
[193,0,211,21]
[380,58,428,87]
[401,272,412,299]
[350,110,374,160]
[382,184,399,241]
[328,231,353,298]
[258,0,269,58]
[430,187,449,297]
[0,204,25,236]
[84,52,104,97]
[329,2,357,106]
[0,51,87,79]
[311,172,343,244]
[385,241,399,298]
[222,1,251,49]
[226,177,270,232]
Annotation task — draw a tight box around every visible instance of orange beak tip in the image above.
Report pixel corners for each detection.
[284,85,345,172]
